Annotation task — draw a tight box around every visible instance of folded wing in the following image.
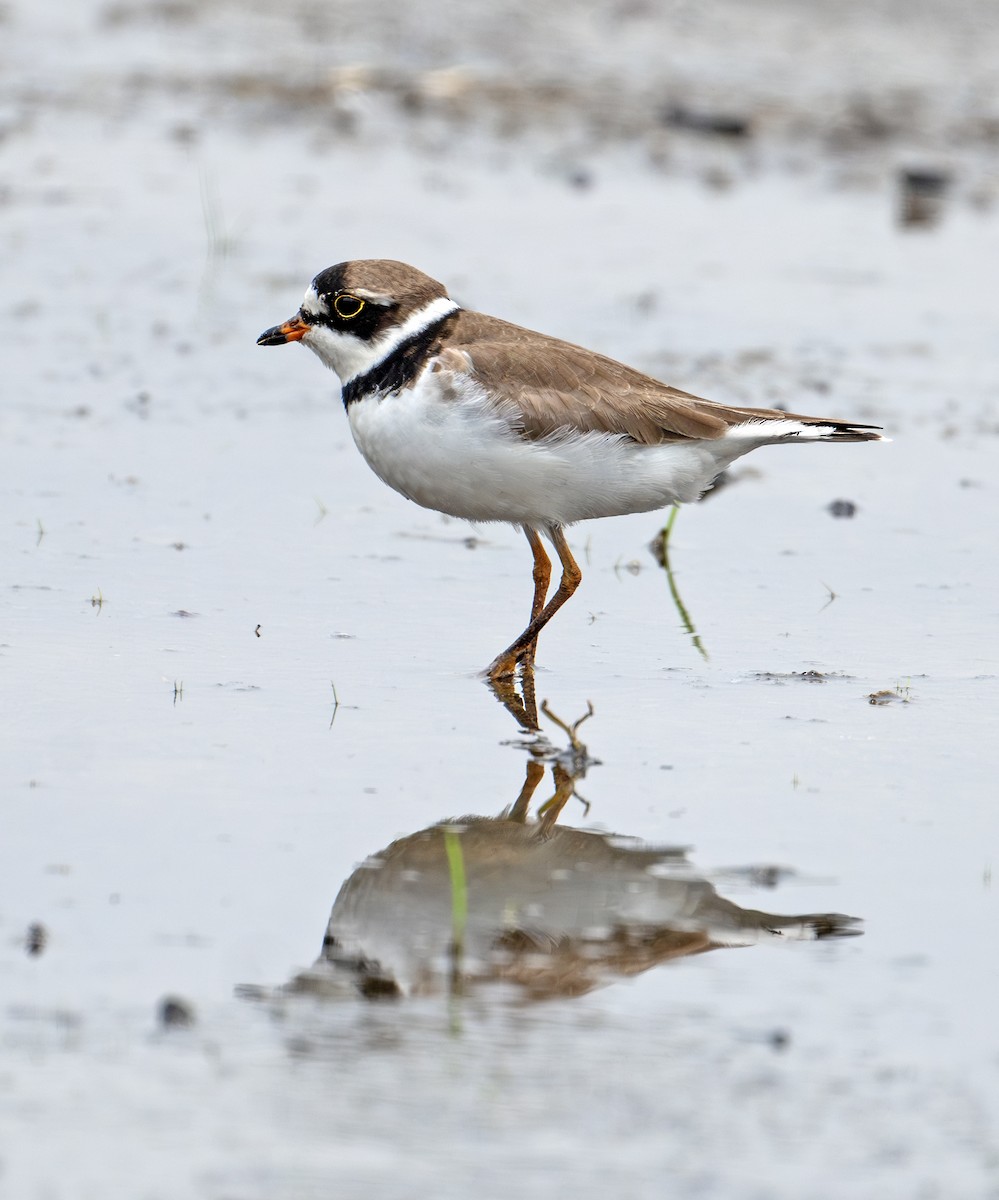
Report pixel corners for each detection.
[435,311,881,446]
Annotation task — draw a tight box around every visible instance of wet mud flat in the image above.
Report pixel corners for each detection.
[2,0,999,1197]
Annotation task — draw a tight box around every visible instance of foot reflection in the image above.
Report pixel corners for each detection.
[279,691,862,1003]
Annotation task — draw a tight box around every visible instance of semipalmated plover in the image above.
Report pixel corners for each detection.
[258,260,884,679]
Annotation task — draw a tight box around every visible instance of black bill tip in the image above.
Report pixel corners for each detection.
[256,315,310,346]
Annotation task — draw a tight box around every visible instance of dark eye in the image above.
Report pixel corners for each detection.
[333,293,365,320]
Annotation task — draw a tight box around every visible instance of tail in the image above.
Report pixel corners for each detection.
[727,416,887,446]
[793,418,886,443]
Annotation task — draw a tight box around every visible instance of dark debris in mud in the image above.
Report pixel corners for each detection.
[828,498,858,518]
[158,995,196,1028]
[753,670,853,685]
[867,686,913,706]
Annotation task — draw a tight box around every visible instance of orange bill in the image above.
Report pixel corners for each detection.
[257,314,310,346]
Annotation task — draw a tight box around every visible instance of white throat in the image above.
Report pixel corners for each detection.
[302,295,459,383]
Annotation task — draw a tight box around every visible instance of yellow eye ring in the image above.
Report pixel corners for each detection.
[333,293,365,320]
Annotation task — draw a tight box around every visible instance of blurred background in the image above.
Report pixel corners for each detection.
[2,2,998,1198]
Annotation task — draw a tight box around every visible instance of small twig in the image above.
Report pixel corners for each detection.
[653,509,708,661]
[659,532,708,662]
[539,701,599,810]
[327,681,359,728]
[540,699,594,749]
[661,504,680,551]
[571,789,592,818]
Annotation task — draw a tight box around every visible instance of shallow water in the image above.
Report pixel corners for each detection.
[3,1,999,1196]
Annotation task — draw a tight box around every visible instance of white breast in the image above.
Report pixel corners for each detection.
[346,367,736,527]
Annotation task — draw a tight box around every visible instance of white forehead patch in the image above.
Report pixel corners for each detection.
[300,284,326,319]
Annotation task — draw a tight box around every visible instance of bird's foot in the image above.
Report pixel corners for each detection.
[485,654,519,681]
[485,640,536,682]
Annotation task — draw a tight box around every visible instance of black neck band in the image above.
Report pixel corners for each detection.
[341,311,460,408]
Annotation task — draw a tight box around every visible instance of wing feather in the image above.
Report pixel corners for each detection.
[435,312,803,445]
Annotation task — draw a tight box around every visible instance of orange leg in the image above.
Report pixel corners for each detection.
[487,525,582,680]
[519,526,552,672]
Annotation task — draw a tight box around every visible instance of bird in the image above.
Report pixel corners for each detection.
[257,260,884,680]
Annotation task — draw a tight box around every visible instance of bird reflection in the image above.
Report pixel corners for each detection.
[278,688,861,1003]
[486,655,545,733]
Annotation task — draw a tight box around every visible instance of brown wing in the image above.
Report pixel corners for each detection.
[435,311,862,446]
